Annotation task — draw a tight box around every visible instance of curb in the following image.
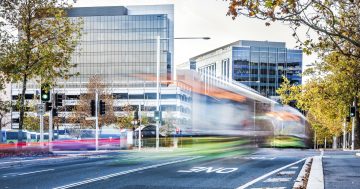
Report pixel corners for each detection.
[293,157,312,188]
[307,156,324,189]
[355,153,360,157]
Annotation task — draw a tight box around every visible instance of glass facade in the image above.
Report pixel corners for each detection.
[232,47,302,96]
[64,6,172,85]
[192,40,303,97]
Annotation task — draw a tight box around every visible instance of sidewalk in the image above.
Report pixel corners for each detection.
[308,150,360,189]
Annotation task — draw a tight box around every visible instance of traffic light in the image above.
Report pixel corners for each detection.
[350,106,356,117]
[55,93,64,107]
[134,110,139,120]
[41,84,51,102]
[45,102,52,111]
[154,111,161,121]
[52,108,58,117]
[91,100,96,116]
[99,100,106,115]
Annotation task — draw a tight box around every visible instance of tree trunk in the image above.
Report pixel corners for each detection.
[355,97,360,149]
[0,118,2,143]
[18,74,28,143]
[332,136,337,149]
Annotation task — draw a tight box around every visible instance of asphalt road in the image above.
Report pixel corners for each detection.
[0,148,319,189]
[323,150,360,189]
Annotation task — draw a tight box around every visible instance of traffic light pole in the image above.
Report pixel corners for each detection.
[40,112,44,143]
[156,35,160,150]
[95,91,99,151]
[138,104,141,151]
[49,93,53,143]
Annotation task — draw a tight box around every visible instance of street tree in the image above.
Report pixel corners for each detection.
[0,0,82,142]
[160,111,176,137]
[226,0,360,59]
[117,104,134,130]
[69,75,117,130]
[0,100,11,143]
[276,55,353,146]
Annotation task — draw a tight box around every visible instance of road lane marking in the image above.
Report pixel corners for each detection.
[236,158,305,189]
[234,156,276,160]
[178,167,238,174]
[277,171,295,175]
[53,156,202,189]
[3,169,54,177]
[290,166,299,169]
[263,177,291,182]
[251,187,286,189]
[0,156,80,165]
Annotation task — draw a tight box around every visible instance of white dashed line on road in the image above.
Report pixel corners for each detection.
[53,156,203,189]
[290,166,299,169]
[3,169,54,177]
[236,158,305,189]
[263,177,291,182]
[277,171,296,175]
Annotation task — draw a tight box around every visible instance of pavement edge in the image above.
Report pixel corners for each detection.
[306,156,324,189]
[293,156,312,188]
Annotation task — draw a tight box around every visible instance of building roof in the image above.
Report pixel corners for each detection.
[190,40,286,60]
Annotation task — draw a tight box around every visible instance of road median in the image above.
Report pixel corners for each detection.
[307,156,324,189]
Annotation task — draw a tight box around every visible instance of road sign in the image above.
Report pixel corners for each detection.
[37,104,45,115]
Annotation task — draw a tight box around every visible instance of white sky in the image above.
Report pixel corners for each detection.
[76,0,315,67]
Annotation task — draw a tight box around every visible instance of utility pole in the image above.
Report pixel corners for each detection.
[351,101,356,151]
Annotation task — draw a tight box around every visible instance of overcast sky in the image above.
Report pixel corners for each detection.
[74,0,315,68]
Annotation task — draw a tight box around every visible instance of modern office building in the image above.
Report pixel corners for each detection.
[10,5,193,131]
[185,40,303,97]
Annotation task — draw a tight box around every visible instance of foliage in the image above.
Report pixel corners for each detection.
[116,104,134,129]
[0,0,82,139]
[276,76,301,105]
[140,113,149,125]
[68,75,117,129]
[226,0,360,59]
[276,52,358,140]
[160,111,176,137]
[0,100,11,142]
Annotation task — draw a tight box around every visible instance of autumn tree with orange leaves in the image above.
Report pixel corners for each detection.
[68,75,116,129]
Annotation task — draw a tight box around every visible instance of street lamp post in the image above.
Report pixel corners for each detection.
[155,36,210,150]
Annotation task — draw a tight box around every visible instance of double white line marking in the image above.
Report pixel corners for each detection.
[53,156,202,189]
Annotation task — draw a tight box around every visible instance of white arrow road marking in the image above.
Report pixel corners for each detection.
[236,158,306,189]
[3,169,54,177]
[277,171,296,175]
[263,177,291,182]
[53,156,202,189]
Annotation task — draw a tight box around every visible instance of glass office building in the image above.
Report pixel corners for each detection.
[65,5,174,85]
[189,40,302,97]
[10,5,195,130]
